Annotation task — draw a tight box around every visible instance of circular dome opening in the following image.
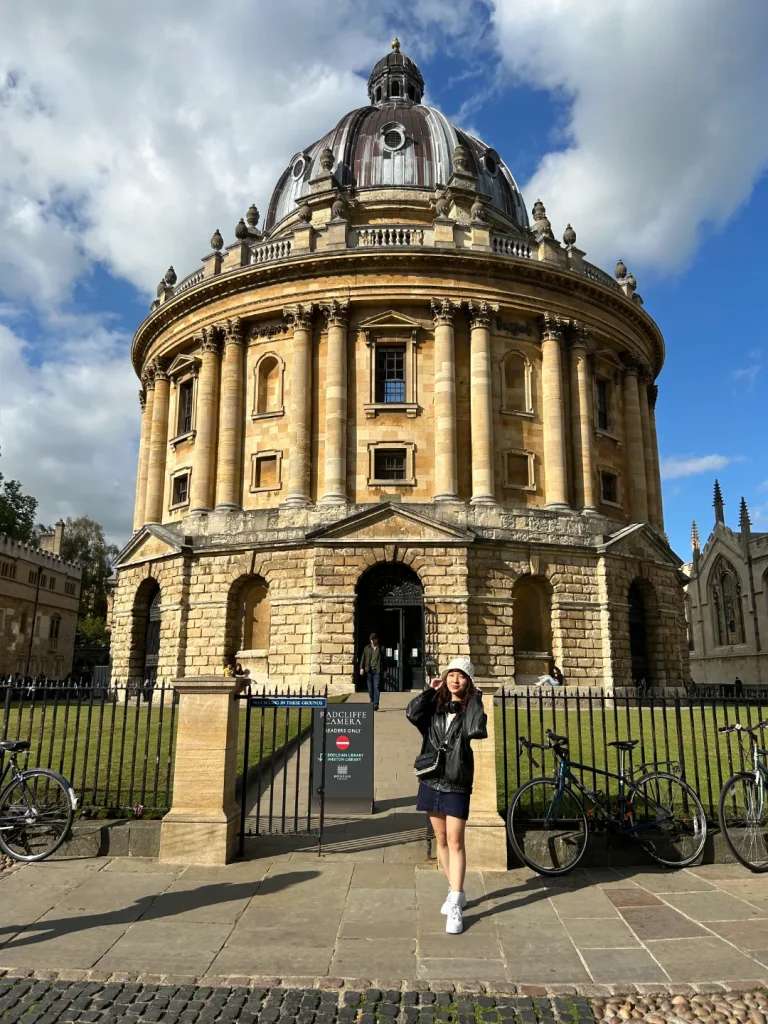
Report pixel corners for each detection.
[292,156,307,180]
[382,124,406,152]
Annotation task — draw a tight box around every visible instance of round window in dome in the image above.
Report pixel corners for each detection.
[292,156,307,180]
[381,124,406,152]
[483,149,500,177]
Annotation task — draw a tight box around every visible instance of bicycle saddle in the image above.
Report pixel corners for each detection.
[608,739,639,751]
[547,730,569,745]
[0,740,30,753]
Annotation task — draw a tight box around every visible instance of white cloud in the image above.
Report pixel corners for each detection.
[489,0,768,274]
[732,348,764,390]
[661,454,737,481]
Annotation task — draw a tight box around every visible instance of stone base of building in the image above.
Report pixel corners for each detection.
[464,816,509,870]
[159,810,240,866]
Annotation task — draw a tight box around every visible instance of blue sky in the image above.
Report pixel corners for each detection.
[0,1,766,556]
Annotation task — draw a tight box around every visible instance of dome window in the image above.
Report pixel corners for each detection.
[292,156,307,180]
[483,149,500,177]
[390,80,401,98]
[382,123,406,153]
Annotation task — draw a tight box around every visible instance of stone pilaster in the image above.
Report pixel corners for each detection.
[431,298,458,502]
[622,362,649,523]
[283,304,314,507]
[133,384,151,532]
[320,300,349,504]
[190,327,222,513]
[638,372,660,529]
[648,384,665,530]
[464,681,507,870]
[144,362,170,524]
[468,300,496,505]
[570,331,597,513]
[215,318,244,510]
[541,314,569,509]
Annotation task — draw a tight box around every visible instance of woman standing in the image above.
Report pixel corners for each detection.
[406,656,487,934]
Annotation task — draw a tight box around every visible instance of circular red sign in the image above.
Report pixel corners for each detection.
[336,735,350,751]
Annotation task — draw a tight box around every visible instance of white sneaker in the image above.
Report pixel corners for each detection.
[445,902,464,934]
[440,890,467,915]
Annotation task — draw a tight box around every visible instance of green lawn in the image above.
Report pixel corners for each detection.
[495,698,764,819]
[1,693,346,817]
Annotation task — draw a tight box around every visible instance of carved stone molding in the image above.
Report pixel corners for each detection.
[541,312,565,342]
[139,389,147,411]
[494,317,531,337]
[466,299,498,330]
[151,360,169,382]
[430,297,457,325]
[569,321,594,352]
[141,370,155,392]
[249,320,287,341]
[223,317,243,345]
[283,304,315,331]
[200,326,222,354]
[321,299,349,327]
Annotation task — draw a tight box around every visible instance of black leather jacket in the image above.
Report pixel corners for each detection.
[406,688,488,794]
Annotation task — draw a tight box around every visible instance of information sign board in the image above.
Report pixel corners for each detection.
[312,704,374,813]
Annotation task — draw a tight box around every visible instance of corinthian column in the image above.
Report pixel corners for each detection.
[133,384,152,531]
[320,300,349,504]
[638,372,660,529]
[541,314,569,509]
[623,362,649,523]
[283,304,314,507]
[190,327,222,513]
[468,300,495,504]
[648,383,665,529]
[569,331,597,513]
[431,298,458,501]
[144,363,170,524]
[215,318,244,510]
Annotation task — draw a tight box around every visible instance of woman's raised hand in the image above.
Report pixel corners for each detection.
[429,677,442,690]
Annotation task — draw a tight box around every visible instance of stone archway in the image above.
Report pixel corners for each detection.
[355,563,425,692]
[225,574,271,682]
[512,574,553,681]
[628,578,661,683]
[127,578,161,685]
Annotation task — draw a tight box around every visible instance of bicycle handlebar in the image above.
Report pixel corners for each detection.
[718,720,768,735]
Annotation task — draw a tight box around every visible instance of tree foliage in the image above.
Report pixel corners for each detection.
[59,516,119,621]
[0,455,38,542]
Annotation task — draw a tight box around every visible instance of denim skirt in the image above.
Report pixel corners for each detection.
[416,781,471,820]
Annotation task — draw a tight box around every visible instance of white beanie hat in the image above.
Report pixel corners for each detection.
[441,656,475,686]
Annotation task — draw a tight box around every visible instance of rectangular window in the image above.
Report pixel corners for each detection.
[252,452,281,491]
[172,472,190,506]
[177,379,194,434]
[49,577,55,591]
[65,581,76,596]
[375,345,406,404]
[373,448,407,481]
[29,569,36,584]
[601,471,619,504]
[506,451,532,489]
[0,560,16,580]
[596,378,610,432]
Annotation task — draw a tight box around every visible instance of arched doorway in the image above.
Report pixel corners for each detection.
[355,563,425,692]
[512,575,553,680]
[225,574,271,681]
[128,578,161,686]
[628,578,660,683]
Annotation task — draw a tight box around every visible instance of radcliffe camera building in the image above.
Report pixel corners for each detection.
[111,42,688,692]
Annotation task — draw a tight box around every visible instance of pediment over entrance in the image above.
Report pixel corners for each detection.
[114,524,190,568]
[598,523,683,569]
[307,503,474,545]
[356,309,423,334]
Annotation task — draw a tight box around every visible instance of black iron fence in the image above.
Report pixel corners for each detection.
[237,686,328,854]
[0,678,178,817]
[498,688,768,822]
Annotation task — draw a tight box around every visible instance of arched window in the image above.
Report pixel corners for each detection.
[501,352,533,414]
[512,575,552,654]
[390,80,400,98]
[226,575,271,657]
[709,557,746,646]
[253,353,284,418]
[128,578,161,685]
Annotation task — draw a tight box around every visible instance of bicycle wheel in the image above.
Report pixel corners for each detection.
[629,771,707,867]
[0,769,75,863]
[718,773,768,872]
[507,778,588,876]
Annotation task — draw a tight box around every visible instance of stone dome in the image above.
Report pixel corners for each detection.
[264,42,529,233]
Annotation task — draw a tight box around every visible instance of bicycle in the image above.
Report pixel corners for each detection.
[717,719,768,872]
[506,728,707,875]
[0,740,77,862]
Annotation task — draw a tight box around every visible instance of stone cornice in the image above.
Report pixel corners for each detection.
[132,249,665,376]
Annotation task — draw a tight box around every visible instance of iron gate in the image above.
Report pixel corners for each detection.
[237,687,327,856]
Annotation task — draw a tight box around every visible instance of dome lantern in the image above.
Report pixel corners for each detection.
[367,38,425,106]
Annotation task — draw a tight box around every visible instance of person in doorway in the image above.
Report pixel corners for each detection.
[406,656,487,935]
[734,676,744,698]
[359,632,382,711]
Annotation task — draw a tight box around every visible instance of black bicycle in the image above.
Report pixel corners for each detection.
[0,740,77,862]
[717,719,768,872]
[507,729,707,875]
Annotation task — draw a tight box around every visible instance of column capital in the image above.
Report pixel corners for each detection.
[223,317,243,345]
[151,360,169,383]
[621,356,641,378]
[430,297,458,325]
[321,299,349,327]
[466,299,498,329]
[139,389,147,411]
[283,303,315,330]
[541,312,565,341]
[201,326,222,354]
[141,369,155,392]
[568,321,594,352]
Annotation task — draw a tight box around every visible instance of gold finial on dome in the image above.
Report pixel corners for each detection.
[391,36,401,52]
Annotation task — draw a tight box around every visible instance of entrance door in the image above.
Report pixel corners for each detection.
[143,589,161,685]
[628,582,648,683]
[355,564,426,692]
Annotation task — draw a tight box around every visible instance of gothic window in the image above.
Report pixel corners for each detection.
[501,352,533,414]
[375,345,406,403]
[0,559,15,579]
[253,353,284,418]
[710,557,746,646]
